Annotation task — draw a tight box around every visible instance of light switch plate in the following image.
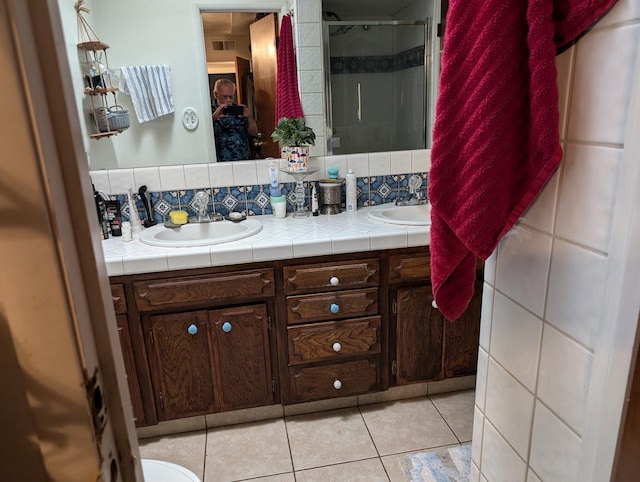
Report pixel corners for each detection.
[182,107,199,131]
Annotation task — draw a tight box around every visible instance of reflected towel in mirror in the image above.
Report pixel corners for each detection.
[275,15,304,123]
[119,64,174,123]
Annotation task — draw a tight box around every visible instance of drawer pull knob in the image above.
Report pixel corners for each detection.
[332,342,342,352]
[431,300,438,309]
[187,324,198,335]
[222,322,232,333]
[333,379,342,390]
[330,276,339,286]
[330,303,340,314]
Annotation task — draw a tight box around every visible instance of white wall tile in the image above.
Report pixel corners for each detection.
[304,115,325,136]
[369,152,391,176]
[183,163,210,190]
[537,324,593,435]
[295,0,320,23]
[475,348,489,412]
[529,402,581,482]
[347,153,369,177]
[546,239,607,348]
[520,169,559,234]
[390,150,412,174]
[555,143,622,253]
[309,137,326,157]
[495,227,553,317]
[296,22,321,47]
[300,69,323,93]
[567,24,640,144]
[297,47,323,71]
[90,170,111,194]
[158,165,186,191]
[595,0,640,28]
[484,359,535,458]
[556,47,575,141]
[479,284,493,351]
[232,160,258,186]
[411,149,430,172]
[256,159,275,186]
[208,162,234,188]
[484,250,497,286]
[108,168,135,194]
[480,420,527,482]
[300,92,324,116]
[324,155,348,179]
[471,407,484,466]
[132,167,161,192]
[490,292,542,391]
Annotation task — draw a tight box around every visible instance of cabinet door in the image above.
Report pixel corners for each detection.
[148,311,215,420]
[444,281,482,378]
[395,285,444,385]
[209,304,273,411]
[115,314,147,426]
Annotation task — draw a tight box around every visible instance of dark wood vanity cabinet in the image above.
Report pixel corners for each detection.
[280,258,383,404]
[147,304,273,420]
[109,248,482,427]
[389,252,483,386]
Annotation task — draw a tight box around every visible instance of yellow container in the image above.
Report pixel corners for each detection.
[169,210,188,225]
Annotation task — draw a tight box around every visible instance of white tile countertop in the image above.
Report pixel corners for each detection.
[102,205,430,277]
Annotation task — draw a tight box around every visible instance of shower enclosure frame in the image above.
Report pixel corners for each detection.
[322,19,432,156]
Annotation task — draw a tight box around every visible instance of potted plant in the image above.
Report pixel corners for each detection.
[271,117,316,171]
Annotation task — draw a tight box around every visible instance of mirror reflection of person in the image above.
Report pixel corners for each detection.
[212,79,259,161]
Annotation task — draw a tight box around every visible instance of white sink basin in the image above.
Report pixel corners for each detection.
[139,219,262,247]
[367,203,431,226]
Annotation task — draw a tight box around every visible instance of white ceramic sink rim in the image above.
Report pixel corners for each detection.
[366,203,431,226]
[138,219,262,247]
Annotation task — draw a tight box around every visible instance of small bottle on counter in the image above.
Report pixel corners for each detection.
[312,182,319,216]
[345,169,357,212]
[121,221,133,242]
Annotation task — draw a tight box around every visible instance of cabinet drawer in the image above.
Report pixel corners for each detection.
[287,316,381,365]
[288,359,379,403]
[286,288,378,324]
[283,259,379,294]
[389,253,430,282]
[111,284,127,314]
[133,269,274,311]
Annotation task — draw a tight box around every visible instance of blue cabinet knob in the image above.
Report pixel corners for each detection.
[187,324,198,335]
[222,321,232,333]
[330,303,339,314]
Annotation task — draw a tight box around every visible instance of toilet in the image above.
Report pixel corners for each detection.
[141,459,201,482]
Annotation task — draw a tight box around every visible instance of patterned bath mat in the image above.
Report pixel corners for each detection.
[399,443,471,481]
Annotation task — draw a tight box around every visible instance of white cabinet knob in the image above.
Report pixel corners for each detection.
[330,276,339,286]
[432,300,438,309]
[332,342,342,352]
[333,379,342,390]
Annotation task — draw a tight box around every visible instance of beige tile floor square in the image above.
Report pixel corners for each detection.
[138,389,475,481]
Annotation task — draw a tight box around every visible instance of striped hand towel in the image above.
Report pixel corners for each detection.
[119,65,174,123]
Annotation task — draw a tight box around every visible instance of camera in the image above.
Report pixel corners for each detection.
[222,104,244,116]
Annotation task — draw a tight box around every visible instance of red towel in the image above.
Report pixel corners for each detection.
[275,15,304,123]
[429,0,619,321]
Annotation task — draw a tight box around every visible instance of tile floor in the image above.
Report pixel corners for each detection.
[138,389,475,482]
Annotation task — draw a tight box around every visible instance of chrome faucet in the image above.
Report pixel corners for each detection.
[396,175,427,206]
[193,191,212,222]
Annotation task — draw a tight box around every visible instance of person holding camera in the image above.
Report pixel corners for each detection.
[212,79,259,161]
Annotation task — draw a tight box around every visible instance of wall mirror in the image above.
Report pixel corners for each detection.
[86,0,440,171]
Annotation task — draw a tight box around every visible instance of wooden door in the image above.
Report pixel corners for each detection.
[249,13,279,157]
[443,281,482,378]
[394,284,444,384]
[234,56,251,106]
[148,311,215,420]
[209,304,273,411]
[115,314,147,426]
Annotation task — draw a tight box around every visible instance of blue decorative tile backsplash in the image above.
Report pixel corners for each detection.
[112,173,427,224]
[330,45,425,75]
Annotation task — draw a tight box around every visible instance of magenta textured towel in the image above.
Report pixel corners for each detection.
[429,0,619,321]
[275,15,304,123]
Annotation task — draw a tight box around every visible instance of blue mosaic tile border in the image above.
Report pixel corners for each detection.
[330,45,425,75]
[113,173,427,225]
